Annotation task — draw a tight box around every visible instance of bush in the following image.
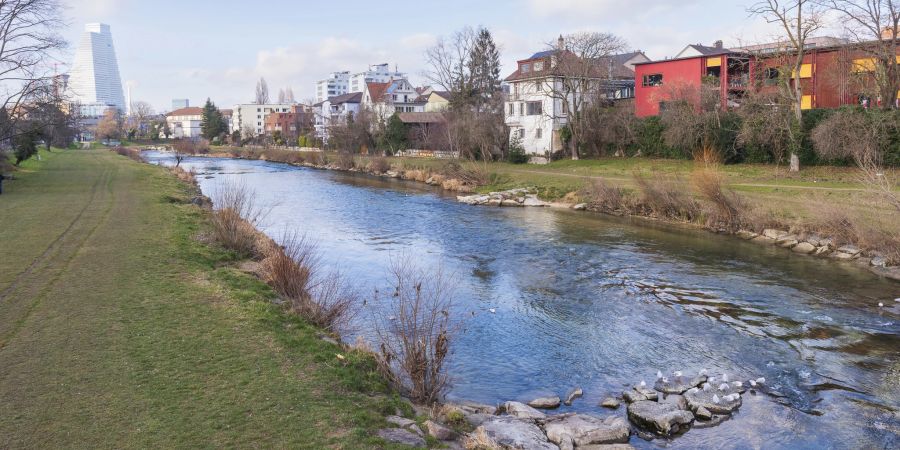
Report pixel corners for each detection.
[692,167,746,231]
[334,151,355,170]
[580,179,628,213]
[209,182,266,257]
[368,156,391,174]
[632,173,699,221]
[632,116,675,158]
[507,136,528,164]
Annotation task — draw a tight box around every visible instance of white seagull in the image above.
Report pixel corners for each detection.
[657,370,663,380]
[713,394,720,404]
[674,371,683,377]
[756,377,766,384]
[719,383,730,391]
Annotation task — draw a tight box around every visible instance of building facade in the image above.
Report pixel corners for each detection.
[231,103,296,136]
[264,105,315,141]
[68,23,126,116]
[166,107,203,139]
[314,92,362,142]
[361,79,425,120]
[504,42,648,155]
[349,63,405,93]
[172,99,190,110]
[315,72,350,103]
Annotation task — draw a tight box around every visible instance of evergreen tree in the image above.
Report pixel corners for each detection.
[468,28,502,103]
[200,98,226,140]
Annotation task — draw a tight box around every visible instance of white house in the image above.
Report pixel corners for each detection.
[361,79,425,121]
[349,63,405,93]
[166,106,203,139]
[314,92,362,142]
[231,103,296,137]
[503,40,649,156]
[315,71,350,103]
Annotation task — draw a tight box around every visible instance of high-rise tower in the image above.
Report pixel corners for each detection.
[68,23,125,116]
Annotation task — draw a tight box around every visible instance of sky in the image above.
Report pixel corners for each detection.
[59,0,809,113]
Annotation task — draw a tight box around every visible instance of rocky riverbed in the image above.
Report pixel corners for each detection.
[376,370,771,449]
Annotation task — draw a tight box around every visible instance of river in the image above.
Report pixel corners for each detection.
[144,152,899,449]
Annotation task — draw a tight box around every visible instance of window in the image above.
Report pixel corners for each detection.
[642,74,663,87]
[508,103,515,115]
[521,63,531,73]
[534,61,544,71]
[535,128,542,139]
[792,64,813,79]
[518,128,525,139]
[535,81,543,92]
[519,103,524,115]
[526,101,542,116]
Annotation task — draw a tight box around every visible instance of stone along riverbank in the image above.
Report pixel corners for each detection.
[144,151,900,449]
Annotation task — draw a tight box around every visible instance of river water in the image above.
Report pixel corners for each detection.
[145,152,899,449]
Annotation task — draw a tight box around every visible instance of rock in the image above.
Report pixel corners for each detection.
[626,400,694,435]
[528,396,561,409]
[523,196,549,207]
[837,244,861,256]
[736,230,758,240]
[763,229,789,239]
[385,415,416,428]
[385,170,401,178]
[792,242,816,254]
[814,245,832,256]
[633,385,658,400]
[658,394,688,411]
[804,235,822,247]
[819,237,835,248]
[573,203,587,211]
[692,414,730,429]
[476,416,557,450]
[871,256,888,268]
[464,413,494,427]
[654,375,706,394]
[601,397,620,409]
[457,401,497,415]
[502,401,547,420]
[751,235,776,245]
[543,414,631,447]
[684,388,742,414]
[564,388,583,406]
[832,251,858,260]
[621,390,646,403]
[377,428,425,448]
[486,198,502,207]
[424,420,457,440]
[579,445,636,450]
[776,235,799,248]
[695,406,712,420]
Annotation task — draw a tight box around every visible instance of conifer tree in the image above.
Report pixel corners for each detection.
[200,98,225,140]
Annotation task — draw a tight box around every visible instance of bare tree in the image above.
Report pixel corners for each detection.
[95,108,123,144]
[130,101,154,138]
[255,77,269,104]
[0,0,66,144]
[542,32,627,160]
[284,87,295,103]
[277,88,286,104]
[424,26,478,103]
[748,0,826,171]
[824,0,900,108]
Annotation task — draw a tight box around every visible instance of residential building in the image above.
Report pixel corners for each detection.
[504,38,649,155]
[68,23,126,116]
[361,79,425,120]
[264,105,315,141]
[315,92,362,142]
[424,91,451,112]
[349,63,405,93]
[166,107,203,139]
[231,103,296,136]
[315,71,350,103]
[172,99,190,110]
[634,37,900,117]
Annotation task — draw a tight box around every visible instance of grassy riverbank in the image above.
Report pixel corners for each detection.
[0,149,410,448]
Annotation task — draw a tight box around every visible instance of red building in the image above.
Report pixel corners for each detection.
[264,105,314,138]
[634,38,900,117]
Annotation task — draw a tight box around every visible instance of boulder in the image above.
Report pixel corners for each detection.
[763,229,789,239]
[792,242,816,254]
[736,230,758,240]
[633,385,658,400]
[424,420,457,441]
[776,235,799,248]
[621,390,647,403]
[523,196,549,207]
[837,244,861,256]
[464,413,494,427]
[601,397,621,409]
[658,394,688,411]
[832,251,858,260]
[695,406,712,420]
[751,235,776,245]
[814,246,832,256]
[578,445,636,450]
[475,416,558,450]
[386,415,417,428]
[871,256,888,268]
[626,401,694,435]
[572,203,587,211]
[543,414,631,447]
[377,428,426,448]
[564,388,583,406]
[528,396,562,409]
[653,375,706,394]
[502,401,547,420]
[684,388,742,414]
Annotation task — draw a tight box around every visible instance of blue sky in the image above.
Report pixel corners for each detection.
[60,0,795,112]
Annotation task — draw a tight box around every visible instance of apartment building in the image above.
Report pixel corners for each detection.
[166,107,203,139]
[231,103,296,136]
[350,63,405,93]
[315,71,350,103]
[314,92,362,142]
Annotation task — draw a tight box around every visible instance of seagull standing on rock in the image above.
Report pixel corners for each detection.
[756,377,766,384]
[674,371,683,377]
[713,394,720,404]
[640,380,647,387]
[749,380,757,387]
[700,368,709,376]
[657,371,663,380]
[719,383,730,391]
[722,373,729,382]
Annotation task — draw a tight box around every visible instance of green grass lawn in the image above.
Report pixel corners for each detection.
[0,149,413,449]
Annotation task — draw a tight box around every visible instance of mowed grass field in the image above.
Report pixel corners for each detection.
[0,149,409,449]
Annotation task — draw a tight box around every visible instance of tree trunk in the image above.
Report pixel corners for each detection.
[570,134,579,160]
[789,153,800,172]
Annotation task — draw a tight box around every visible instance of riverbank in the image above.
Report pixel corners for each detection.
[0,148,417,448]
[189,147,899,281]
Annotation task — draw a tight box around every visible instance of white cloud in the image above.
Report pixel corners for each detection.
[528,0,684,21]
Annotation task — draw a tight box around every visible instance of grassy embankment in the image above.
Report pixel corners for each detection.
[0,148,415,448]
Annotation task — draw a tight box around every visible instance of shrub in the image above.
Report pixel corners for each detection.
[692,167,745,231]
[507,136,528,164]
[632,173,699,221]
[209,182,266,257]
[334,151,355,170]
[374,258,458,404]
[441,161,489,187]
[580,179,627,213]
[368,156,391,174]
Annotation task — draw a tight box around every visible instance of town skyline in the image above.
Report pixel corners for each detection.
[59,0,820,111]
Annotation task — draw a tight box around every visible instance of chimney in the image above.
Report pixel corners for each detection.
[714,40,724,49]
[557,35,565,51]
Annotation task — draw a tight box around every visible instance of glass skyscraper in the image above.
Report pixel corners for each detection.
[68,23,126,117]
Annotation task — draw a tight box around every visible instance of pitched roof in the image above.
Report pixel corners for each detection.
[166,107,203,117]
[504,50,641,82]
[328,92,363,104]
[397,112,446,124]
[429,91,452,101]
[365,82,390,102]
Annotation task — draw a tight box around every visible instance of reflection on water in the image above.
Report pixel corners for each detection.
[145,152,900,448]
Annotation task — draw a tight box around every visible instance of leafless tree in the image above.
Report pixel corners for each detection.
[424,26,478,100]
[277,88,286,104]
[824,0,900,108]
[130,101,154,137]
[542,32,627,160]
[255,77,269,104]
[748,0,826,171]
[284,87,295,103]
[95,108,123,144]
[0,0,66,144]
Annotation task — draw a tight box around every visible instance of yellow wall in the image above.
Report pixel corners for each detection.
[706,57,721,67]
[425,94,450,113]
[801,95,814,110]
[792,64,813,79]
